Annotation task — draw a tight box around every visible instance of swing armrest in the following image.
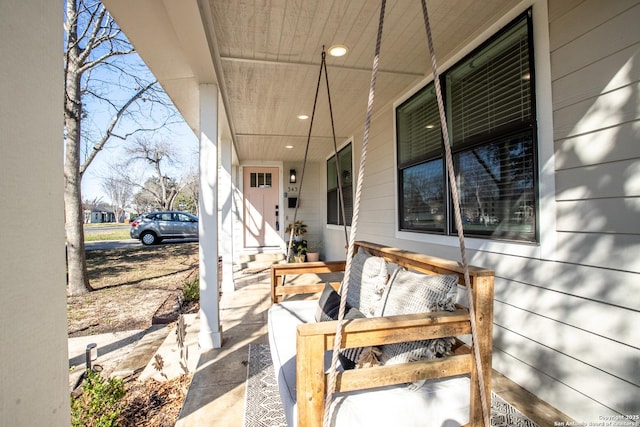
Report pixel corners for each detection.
[296,309,478,426]
[270,260,346,303]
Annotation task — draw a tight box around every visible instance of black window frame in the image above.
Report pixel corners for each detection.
[327,143,353,226]
[396,10,538,243]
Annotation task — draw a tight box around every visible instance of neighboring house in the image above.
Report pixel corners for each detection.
[83,205,116,223]
[1,1,637,426]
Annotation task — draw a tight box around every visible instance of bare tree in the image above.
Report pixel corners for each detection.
[175,168,200,214]
[64,0,177,295]
[101,168,133,222]
[131,182,159,214]
[123,137,186,210]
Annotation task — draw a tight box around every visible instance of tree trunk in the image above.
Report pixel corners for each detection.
[64,160,92,295]
[65,0,92,295]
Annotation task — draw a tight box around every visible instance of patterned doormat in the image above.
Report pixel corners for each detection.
[243,344,539,427]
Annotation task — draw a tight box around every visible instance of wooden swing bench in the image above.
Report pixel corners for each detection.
[268,241,494,427]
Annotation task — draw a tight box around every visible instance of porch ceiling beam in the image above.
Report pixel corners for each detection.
[220,55,424,77]
[236,132,349,139]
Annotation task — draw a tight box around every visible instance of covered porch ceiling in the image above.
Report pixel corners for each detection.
[103,0,515,163]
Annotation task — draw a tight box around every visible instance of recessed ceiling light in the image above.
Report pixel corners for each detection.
[285,145,294,149]
[328,45,348,57]
[297,114,309,120]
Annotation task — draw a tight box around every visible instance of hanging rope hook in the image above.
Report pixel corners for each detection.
[323,47,350,247]
[286,44,325,263]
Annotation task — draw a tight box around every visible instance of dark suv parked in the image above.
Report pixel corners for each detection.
[130,211,198,245]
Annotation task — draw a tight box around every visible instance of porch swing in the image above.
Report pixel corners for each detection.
[269,1,495,426]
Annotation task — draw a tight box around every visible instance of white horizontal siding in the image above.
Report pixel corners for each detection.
[472,249,640,310]
[494,277,640,346]
[556,198,639,234]
[493,331,639,420]
[547,0,583,24]
[555,231,640,272]
[495,302,640,386]
[550,3,640,79]
[555,121,640,170]
[549,0,638,51]
[494,306,640,414]
[556,159,640,200]
[544,0,640,418]
[552,43,640,110]
[553,83,640,141]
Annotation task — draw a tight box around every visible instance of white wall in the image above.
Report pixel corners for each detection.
[542,0,640,417]
[283,161,324,250]
[0,1,70,425]
[325,0,640,421]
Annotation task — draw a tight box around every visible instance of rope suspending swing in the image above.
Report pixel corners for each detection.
[322,0,491,425]
[323,0,387,424]
[286,48,349,262]
[420,1,491,425]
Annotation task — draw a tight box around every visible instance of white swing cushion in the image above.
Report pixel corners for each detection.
[268,299,470,427]
[268,300,334,427]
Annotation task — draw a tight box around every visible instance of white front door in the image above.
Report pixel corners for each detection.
[243,167,280,247]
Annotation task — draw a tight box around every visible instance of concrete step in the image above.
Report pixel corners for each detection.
[68,326,170,390]
[111,325,170,379]
[236,249,284,271]
[233,270,272,288]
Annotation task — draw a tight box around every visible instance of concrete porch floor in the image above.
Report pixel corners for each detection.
[175,269,573,427]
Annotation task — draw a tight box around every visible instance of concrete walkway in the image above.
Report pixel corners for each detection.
[176,271,271,427]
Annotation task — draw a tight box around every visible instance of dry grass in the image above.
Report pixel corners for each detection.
[68,242,199,337]
[68,242,200,425]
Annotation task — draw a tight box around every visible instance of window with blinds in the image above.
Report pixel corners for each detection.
[396,11,537,242]
[397,84,442,167]
[327,143,353,226]
[447,17,533,146]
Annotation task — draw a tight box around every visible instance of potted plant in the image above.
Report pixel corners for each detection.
[285,220,307,242]
[290,239,307,263]
[305,240,322,262]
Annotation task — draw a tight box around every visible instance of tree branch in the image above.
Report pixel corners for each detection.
[77,4,108,65]
[79,81,157,175]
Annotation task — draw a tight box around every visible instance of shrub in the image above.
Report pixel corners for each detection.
[70,370,126,427]
[182,276,199,303]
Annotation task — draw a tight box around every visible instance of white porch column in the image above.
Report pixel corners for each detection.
[219,138,235,292]
[198,83,222,349]
[2,1,70,425]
